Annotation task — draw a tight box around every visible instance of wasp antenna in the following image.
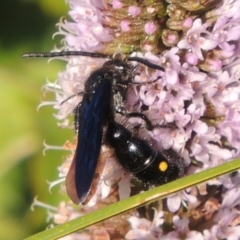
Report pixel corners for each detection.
[60,91,84,106]
[127,56,165,71]
[22,51,111,59]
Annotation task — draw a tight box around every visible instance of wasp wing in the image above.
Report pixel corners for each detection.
[66,79,111,204]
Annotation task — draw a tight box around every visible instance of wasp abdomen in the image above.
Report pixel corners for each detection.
[106,121,184,186]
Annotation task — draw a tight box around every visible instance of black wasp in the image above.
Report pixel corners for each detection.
[23,51,183,204]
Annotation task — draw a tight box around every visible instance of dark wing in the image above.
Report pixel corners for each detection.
[66,79,111,204]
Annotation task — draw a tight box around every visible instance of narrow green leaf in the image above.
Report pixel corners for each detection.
[25,158,240,240]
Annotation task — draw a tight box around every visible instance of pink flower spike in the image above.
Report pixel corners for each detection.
[36,0,240,238]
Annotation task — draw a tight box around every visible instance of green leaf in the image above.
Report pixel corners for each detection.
[25,158,240,240]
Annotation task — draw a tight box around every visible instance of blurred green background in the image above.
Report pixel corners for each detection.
[0,1,72,239]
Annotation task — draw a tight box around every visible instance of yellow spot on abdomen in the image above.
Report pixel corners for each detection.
[159,161,168,172]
